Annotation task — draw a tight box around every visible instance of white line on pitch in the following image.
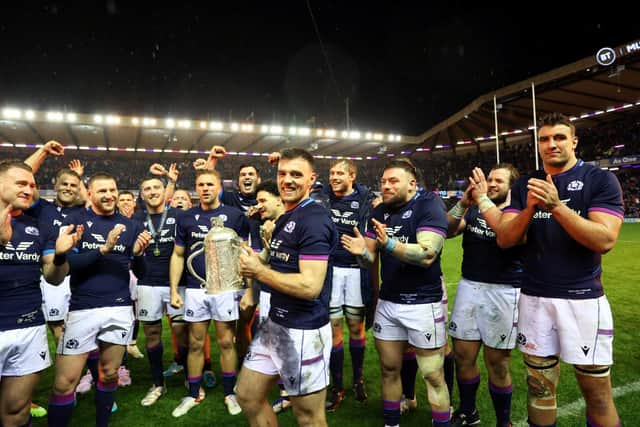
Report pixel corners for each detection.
[513,380,640,427]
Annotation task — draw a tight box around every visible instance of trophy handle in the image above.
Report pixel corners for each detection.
[186,241,206,287]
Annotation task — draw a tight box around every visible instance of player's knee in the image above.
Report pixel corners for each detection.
[486,357,510,381]
[216,335,234,352]
[4,394,30,417]
[329,306,343,321]
[101,367,119,383]
[574,365,613,413]
[379,359,401,379]
[417,352,444,381]
[235,382,257,412]
[524,354,559,411]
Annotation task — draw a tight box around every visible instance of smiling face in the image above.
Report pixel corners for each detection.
[277,157,316,209]
[238,166,260,196]
[329,161,356,197]
[0,165,36,211]
[486,168,511,205]
[256,190,283,221]
[55,173,80,207]
[380,167,416,209]
[140,178,165,210]
[89,178,118,215]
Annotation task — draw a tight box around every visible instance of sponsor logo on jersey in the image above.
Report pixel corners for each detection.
[198,225,209,233]
[91,233,106,243]
[86,221,93,228]
[195,214,200,221]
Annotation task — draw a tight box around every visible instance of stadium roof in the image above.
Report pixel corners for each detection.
[1,39,639,159]
[415,39,640,152]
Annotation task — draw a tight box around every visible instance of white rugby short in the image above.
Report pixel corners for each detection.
[0,325,51,377]
[136,286,185,321]
[40,275,71,322]
[329,266,364,314]
[449,278,519,349]
[243,319,331,396]
[373,299,447,349]
[58,306,135,355]
[184,288,244,323]
[517,294,614,365]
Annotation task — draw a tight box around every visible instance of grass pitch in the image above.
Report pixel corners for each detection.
[31,224,640,426]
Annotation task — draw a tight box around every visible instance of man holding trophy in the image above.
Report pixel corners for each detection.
[169,169,250,417]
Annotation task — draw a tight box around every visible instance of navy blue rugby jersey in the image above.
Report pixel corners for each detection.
[328,184,374,268]
[268,198,338,329]
[134,207,179,287]
[174,204,250,289]
[461,206,522,285]
[505,160,623,299]
[26,198,83,230]
[1,213,56,331]
[63,208,143,310]
[367,191,448,304]
[220,189,262,251]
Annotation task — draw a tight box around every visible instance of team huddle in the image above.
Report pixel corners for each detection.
[0,113,624,427]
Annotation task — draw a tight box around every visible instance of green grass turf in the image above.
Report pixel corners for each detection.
[31,224,640,426]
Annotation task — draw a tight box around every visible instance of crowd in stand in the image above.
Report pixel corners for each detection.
[2,114,639,216]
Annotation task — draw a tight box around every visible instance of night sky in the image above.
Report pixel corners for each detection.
[0,2,637,135]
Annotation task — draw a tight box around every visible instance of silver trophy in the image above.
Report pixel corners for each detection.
[186,216,245,294]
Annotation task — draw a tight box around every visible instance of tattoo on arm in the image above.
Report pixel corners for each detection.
[393,231,444,268]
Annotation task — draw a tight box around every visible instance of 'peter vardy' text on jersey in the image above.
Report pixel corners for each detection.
[368,192,448,304]
[175,204,250,289]
[0,213,56,331]
[462,206,522,285]
[506,160,623,299]
[135,208,178,287]
[63,208,143,310]
[329,187,369,267]
[268,198,337,329]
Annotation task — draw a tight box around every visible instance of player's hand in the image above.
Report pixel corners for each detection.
[101,224,126,254]
[56,224,84,254]
[527,174,560,211]
[192,158,207,170]
[239,289,256,312]
[0,204,13,246]
[68,159,84,177]
[259,220,275,249]
[340,227,367,256]
[133,230,152,256]
[170,290,183,309]
[208,145,227,160]
[166,163,179,182]
[43,140,64,157]
[371,218,389,247]
[267,152,280,166]
[469,167,488,205]
[239,242,264,279]
[149,163,168,176]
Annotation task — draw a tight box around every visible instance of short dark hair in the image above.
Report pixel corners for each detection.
[492,163,520,186]
[255,180,279,198]
[87,172,116,188]
[238,164,259,177]
[118,190,135,199]
[329,159,357,177]
[55,168,81,182]
[537,112,575,134]
[383,158,419,180]
[0,160,33,177]
[139,176,165,190]
[280,148,315,171]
